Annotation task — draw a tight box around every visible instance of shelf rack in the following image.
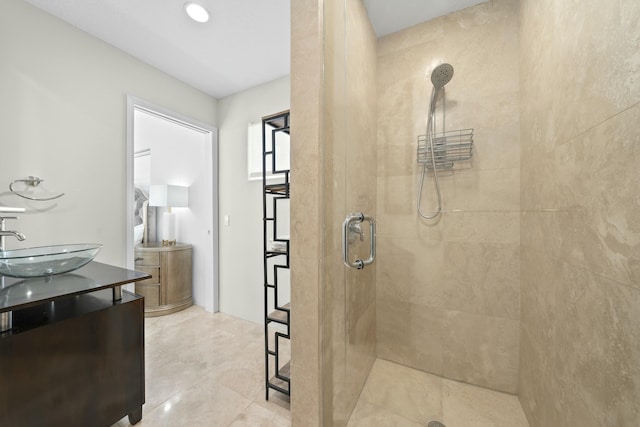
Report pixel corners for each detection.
[262,110,291,400]
[417,128,474,170]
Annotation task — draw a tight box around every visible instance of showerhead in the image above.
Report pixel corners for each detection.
[430,63,454,89]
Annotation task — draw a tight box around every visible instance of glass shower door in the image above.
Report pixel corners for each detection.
[321,0,378,425]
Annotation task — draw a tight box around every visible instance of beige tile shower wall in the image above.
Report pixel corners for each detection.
[375,0,521,393]
[290,0,323,425]
[518,0,640,426]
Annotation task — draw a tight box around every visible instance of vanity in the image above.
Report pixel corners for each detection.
[0,262,151,427]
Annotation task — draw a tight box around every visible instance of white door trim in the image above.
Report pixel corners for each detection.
[125,95,219,312]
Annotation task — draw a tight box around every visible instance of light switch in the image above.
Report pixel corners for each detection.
[224,215,230,226]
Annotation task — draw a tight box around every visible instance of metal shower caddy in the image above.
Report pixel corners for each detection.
[417,128,474,170]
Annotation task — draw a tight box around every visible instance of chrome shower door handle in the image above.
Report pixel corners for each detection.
[342,212,376,270]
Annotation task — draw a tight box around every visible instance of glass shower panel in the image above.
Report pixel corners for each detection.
[321,0,378,425]
[320,0,347,423]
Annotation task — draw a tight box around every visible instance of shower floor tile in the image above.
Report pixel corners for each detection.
[347,358,530,427]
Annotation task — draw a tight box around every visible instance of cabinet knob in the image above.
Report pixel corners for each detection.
[135,257,144,262]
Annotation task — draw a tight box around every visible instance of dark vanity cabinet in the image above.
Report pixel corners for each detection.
[0,262,150,427]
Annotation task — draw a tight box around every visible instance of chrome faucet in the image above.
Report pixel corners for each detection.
[0,216,26,251]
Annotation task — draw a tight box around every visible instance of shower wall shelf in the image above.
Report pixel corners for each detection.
[262,110,291,400]
[417,128,474,170]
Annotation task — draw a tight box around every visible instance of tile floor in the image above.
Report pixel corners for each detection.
[347,359,530,427]
[114,306,529,427]
[113,306,290,427]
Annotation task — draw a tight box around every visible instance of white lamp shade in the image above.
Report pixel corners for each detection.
[149,185,189,208]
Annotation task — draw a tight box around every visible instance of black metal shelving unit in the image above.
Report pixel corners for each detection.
[262,110,291,400]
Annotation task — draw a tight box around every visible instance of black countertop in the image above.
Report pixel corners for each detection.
[0,261,151,313]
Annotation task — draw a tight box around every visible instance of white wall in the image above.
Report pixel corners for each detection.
[0,0,217,267]
[218,76,290,323]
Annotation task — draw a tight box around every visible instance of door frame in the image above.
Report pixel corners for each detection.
[125,95,219,312]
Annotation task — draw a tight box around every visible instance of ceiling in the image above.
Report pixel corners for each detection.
[364,0,488,37]
[23,0,488,99]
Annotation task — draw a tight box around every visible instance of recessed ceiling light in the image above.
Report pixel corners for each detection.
[184,2,209,23]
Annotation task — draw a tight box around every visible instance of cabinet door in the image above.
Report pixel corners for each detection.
[165,249,192,304]
[135,283,160,307]
[0,294,144,426]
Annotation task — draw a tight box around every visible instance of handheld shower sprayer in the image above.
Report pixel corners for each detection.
[428,63,454,114]
[418,63,454,220]
[430,63,454,89]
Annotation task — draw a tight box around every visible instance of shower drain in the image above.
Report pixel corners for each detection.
[427,422,446,427]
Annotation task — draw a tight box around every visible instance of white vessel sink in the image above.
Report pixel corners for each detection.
[0,244,102,278]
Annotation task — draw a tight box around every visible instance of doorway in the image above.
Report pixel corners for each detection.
[126,95,219,313]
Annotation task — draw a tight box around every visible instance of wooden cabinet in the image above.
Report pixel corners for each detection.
[1,291,145,427]
[0,263,149,427]
[134,242,192,317]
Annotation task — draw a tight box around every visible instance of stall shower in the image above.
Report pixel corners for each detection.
[290,0,640,426]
